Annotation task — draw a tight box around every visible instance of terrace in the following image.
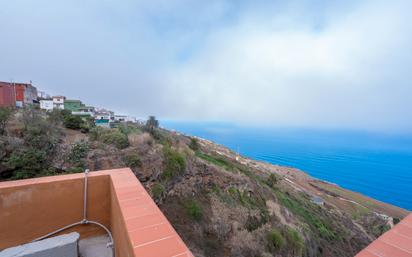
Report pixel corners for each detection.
[0,168,194,257]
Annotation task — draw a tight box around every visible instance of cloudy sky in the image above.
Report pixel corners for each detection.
[1,0,411,132]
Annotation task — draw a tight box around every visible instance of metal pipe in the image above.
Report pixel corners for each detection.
[31,169,115,257]
[32,221,83,242]
[83,169,89,222]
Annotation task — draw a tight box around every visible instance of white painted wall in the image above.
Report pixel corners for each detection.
[40,100,54,110]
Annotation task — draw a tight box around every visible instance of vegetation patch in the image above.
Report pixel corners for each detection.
[196,151,235,171]
[184,199,203,221]
[123,153,142,167]
[117,123,141,135]
[151,182,165,199]
[162,146,186,180]
[267,228,285,251]
[275,190,337,241]
[90,127,129,149]
[284,227,305,256]
[0,107,12,135]
[189,137,200,151]
[63,114,84,130]
[67,140,89,169]
[6,149,48,179]
[265,173,281,188]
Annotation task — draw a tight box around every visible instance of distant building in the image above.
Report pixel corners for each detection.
[64,99,83,112]
[72,106,95,117]
[39,100,54,111]
[95,109,114,128]
[0,81,37,107]
[52,96,65,110]
[114,115,137,123]
[311,196,324,206]
[0,82,16,107]
[15,82,38,107]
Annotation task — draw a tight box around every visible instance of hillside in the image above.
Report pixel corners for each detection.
[0,108,408,257]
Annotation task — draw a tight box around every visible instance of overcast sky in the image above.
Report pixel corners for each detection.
[1,0,411,132]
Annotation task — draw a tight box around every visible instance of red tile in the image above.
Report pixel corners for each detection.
[122,203,158,219]
[119,197,153,209]
[355,250,378,257]
[381,231,412,253]
[367,240,412,257]
[130,223,175,246]
[401,215,412,227]
[395,224,412,239]
[125,213,166,231]
[116,189,147,200]
[133,236,188,257]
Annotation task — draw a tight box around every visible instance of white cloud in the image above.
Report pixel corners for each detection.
[0,0,411,132]
[163,0,412,132]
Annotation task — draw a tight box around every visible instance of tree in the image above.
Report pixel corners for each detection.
[145,116,159,134]
[0,107,12,135]
[63,115,84,130]
[189,137,200,151]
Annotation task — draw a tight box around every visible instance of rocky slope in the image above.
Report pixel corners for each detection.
[0,108,408,257]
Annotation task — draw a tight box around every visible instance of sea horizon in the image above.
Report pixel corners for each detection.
[163,121,412,211]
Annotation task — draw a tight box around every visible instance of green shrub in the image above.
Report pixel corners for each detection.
[393,217,401,225]
[151,183,165,199]
[63,115,84,130]
[89,126,104,141]
[80,117,95,133]
[162,146,186,180]
[102,129,129,149]
[6,149,48,179]
[267,229,285,251]
[66,167,85,173]
[189,138,200,151]
[22,108,61,152]
[118,123,140,135]
[124,153,141,167]
[284,227,305,256]
[266,173,280,187]
[185,199,203,221]
[0,107,12,135]
[68,140,89,168]
[94,128,129,149]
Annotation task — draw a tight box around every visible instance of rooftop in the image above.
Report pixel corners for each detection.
[356,213,412,257]
[0,168,194,257]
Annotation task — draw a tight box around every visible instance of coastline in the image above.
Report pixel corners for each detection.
[185,132,409,220]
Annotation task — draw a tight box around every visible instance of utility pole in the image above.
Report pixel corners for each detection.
[11,79,16,107]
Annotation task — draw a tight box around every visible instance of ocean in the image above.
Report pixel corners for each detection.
[163,121,412,211]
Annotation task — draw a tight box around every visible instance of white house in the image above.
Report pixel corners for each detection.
[40,100,54,111]
[72,106,95,117]
[114,115,137,123]
[52,96,65,110]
